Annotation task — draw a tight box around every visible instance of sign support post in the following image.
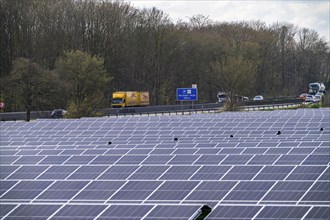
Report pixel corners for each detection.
[176,88,198,112]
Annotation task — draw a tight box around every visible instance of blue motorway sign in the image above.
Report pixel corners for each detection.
[176,88,198,101]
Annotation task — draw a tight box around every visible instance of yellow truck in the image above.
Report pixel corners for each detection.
[111,91,150,108]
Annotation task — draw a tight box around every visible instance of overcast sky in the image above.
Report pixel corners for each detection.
[128,0,330,43]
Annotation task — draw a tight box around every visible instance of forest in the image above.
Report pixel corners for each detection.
[1,0,329,115]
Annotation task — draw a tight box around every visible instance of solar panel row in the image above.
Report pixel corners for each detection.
[0,108,329,219]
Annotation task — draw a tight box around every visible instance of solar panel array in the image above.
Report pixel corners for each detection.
[0,108,329,219]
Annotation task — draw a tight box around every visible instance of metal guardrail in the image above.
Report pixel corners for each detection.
[240,103,300,111]
[0,111,52,122]
[104,107,222,117]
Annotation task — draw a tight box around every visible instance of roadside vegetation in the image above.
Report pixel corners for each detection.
[322,95,330,107]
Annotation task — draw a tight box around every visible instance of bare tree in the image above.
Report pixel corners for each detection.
[7,58,56,121]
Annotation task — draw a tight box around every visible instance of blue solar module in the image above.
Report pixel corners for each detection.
[36,181,88,200]
[222,166,263,180]
[0,155,19,166]
[52,205,107,220]
[144,205,202,219]
[289,147,315,154]
[254,206,310,219]
[318,167,330,180]
[262,181,313,202]
[38,149,63,155]
[275,155,308,165]
[301,182,330,203]
[221,155,253,165]
[303,155,330,165]
[98,166,139,180]
[142,155,174,165]
[168,155,200,165]
[254,166,295,180]
[67,166,108,180]
[148,181,199,201]
[97,205,153,220]
[195,148,221,154]
[115,155,148,165]
[190,165,231,180]
[304,206,330,219]
[6,165,48,180]
[89,155,121,165]
[242,148,268,154]
[206,205,261,219]
[0,180,18,197]
[4,204,61,220]
[248,155,280,165]
[150,148,175,154]
[265,147,291,154]
[12,155,45,165]
[0,204,17,218]
[15,149,41,155]
[159,166,199,180]
[194,155,226,165]
[128,165,169,180]
[111,181,161,200]
[127,148,153,155]
[218,148,244,154]
[103,149,130,155]
[2,181,52,200]
[313,147,330,154]
[224,181,274,201]
[186,181,237,201]
[37,165,78,180]
[286,166,327,180]
[83,149,108,155]
[0,150,16,156]
[39,155,71,164]
[0,165,19,179]
[173,148,198,154]
[73,181,125,200]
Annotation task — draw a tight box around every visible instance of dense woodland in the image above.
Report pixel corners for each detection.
[1,0,329,114]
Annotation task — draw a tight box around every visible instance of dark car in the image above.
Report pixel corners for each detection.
[51,109,67,118]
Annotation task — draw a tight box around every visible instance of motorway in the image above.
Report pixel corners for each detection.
[0,97,303,121]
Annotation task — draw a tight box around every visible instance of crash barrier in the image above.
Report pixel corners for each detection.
[107,107,222,117]
[0,111,51,122]
[243,97,303,106]
[240,103,300,111]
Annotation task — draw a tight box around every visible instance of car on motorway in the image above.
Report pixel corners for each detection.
[305,95,316,103]
[299,93,309,100]
[253,95,264,101]
[314,95,322,103]
[315,92,324,97]
[241,96,249,101]
[51,109,67,118]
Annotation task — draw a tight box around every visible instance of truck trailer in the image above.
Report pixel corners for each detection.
[111,91,150,108]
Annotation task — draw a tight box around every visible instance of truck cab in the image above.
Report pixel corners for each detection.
[309,82,325,95]
[112,98,125,108]
[111,91,150,108]
[111,92,127,108]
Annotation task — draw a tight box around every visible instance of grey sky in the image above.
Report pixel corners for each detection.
[128,0,330,43]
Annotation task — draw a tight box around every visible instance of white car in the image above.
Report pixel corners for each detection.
[51,109,67,118]
[314,95,322,102]
[305,95,315,103]
[253,95,264,101]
